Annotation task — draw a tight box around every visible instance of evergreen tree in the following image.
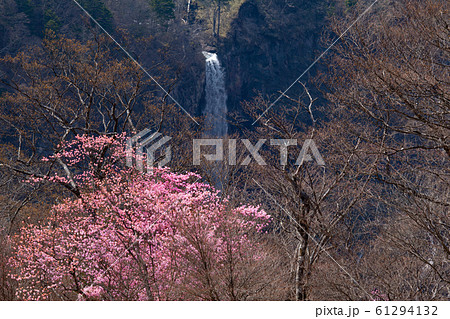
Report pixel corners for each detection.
[345,0,358,7]
[78,0,114,32]
[43,9,60,34]
[149,0,175,22]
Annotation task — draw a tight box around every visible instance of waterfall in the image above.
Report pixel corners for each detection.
[202,51,228,137]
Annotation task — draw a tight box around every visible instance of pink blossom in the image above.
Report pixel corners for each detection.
[9,134,270,300]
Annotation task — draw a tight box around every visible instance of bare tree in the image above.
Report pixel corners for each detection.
[241,85,380,300]
[320,0,449,299]
[0,32,198,227]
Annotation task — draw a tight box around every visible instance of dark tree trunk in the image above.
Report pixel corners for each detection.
[212,7,217,38]
[217,0,221,40]
[295,221,309,300]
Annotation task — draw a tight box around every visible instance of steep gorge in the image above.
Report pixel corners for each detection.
[0,0,342,122]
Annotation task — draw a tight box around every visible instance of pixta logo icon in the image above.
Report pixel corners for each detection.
[126,129,172,171]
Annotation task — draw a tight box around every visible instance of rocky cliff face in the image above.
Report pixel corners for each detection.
[221,0,329,113]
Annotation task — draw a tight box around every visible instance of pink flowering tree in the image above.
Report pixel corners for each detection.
[9,135,271,300]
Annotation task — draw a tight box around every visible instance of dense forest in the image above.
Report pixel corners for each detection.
[0,0,448,301]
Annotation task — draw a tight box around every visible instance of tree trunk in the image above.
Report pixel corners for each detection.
[212,8,217,38]
[217,0,221,41]
[295,222,309,300]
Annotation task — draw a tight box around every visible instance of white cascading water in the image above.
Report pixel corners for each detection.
[202,51,228,137]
